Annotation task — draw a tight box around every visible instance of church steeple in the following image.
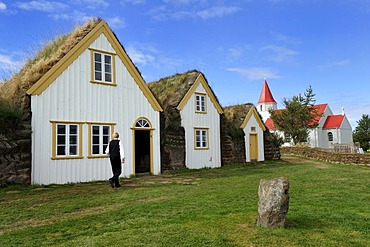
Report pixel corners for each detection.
[257,79,277,122]
[258,80,276,104]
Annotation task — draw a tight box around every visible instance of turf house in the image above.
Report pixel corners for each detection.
[148,70,224,169]
[222,104,275,163]
[0,19,163,185]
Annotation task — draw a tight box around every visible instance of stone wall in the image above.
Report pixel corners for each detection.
[0,111,32,186]
[281,146,370,165]
[220,115,246,164]
[160,130,186,170]
[264,131,281,160]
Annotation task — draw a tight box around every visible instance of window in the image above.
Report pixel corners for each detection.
[195,128,209,149]
[51,121,83,159]
[87,122,115,158]
[195,93,206,113]
[328,132,333,142]
[90,49,116,85]
[135,118,150,128]
[284,133,291,142]
[251,126,256,132]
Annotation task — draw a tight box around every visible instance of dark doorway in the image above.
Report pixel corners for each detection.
[135,130,151,174]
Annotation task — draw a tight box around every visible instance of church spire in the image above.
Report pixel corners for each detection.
[258,80,276,104]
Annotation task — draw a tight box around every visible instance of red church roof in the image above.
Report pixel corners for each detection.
[265,118,276,130]
[258,80,276,104]
[309,104,328,125]
[323,114,345,128]
[265,104,328,130]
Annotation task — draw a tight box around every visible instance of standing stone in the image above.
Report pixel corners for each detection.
[257,177,289,227]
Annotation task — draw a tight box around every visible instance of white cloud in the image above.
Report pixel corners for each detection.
[226,45,251,61]
[318,59,350,70]
[197,6,242,19]
[0,2,6,11]
[261,45,299,63]
[126,46,155,66]
[107,16,126,29]
[126,43,182,71]
[76,0,109,9]
[0,53,23,77]
[272,32,302,45]
[163,0,206,5]
[17,0,68,12]
[149,4,241,21]
[121,0,145,4]
[228,67,282,81]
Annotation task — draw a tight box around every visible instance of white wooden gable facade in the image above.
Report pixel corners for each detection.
[241,106,266,162]
[27,21,162,185]
[177,73,223,169]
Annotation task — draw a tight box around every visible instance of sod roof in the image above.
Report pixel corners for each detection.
[148,69,223,113]
[223,103,254,128]
[148,70,201,108]
[0,18,102,108]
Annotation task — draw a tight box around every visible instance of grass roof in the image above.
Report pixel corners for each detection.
[0,18,102,108]
[223,103,254,127]
[148,70,201,108]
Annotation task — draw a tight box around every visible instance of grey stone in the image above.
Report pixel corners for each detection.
[257,177,289,227]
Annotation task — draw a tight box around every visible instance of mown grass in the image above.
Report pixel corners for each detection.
[1,156,369,246]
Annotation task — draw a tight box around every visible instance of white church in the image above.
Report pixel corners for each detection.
[257,80,353,148]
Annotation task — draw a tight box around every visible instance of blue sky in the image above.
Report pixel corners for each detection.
[0,0,369,128]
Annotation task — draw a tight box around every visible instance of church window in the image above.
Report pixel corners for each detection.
[328,132,333,142]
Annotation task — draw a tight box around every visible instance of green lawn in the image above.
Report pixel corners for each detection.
[1,156,369,247]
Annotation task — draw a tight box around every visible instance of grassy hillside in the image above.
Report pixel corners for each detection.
[1,157,369,246]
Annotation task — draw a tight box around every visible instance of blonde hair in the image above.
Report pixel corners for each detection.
[112,132,119,139]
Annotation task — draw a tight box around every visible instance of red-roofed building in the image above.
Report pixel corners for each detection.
[257,80,353,148]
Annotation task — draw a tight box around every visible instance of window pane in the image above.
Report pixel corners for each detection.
[92,145,100,154]
[103,136,109,144]
[196,141,201,148]
[105,73,112,82]
[69,145,77,155]
[57,146,65,155]
[104,55,111,64]
[94,53,101,62]
[70,135,77,145]
[95,72,102,81]
[57,135,66,145]
[57,125,66,134]
[95,62,102,72]
[93,126,99,135]
[103,126,110,135]
[105,64,111,73]
[93,136,99,145]
[103,144,108,152]
[70,125,77,134]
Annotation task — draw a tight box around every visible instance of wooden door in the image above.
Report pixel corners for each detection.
[249,134,258,161]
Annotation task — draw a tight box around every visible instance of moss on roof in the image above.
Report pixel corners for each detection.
[222,103,254,140]
[147,70,200,131]
[0,18,102,108]
[223,103,254,127]
[148,70,200,108]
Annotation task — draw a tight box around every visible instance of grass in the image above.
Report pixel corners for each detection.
[0,156,369,247]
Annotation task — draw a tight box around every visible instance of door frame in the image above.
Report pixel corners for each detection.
[131,117,154,174]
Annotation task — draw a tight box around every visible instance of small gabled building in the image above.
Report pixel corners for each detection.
[241,106,266,162]
[223,104,266,163]
[1,19,163,185]
[149,70,223,169]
